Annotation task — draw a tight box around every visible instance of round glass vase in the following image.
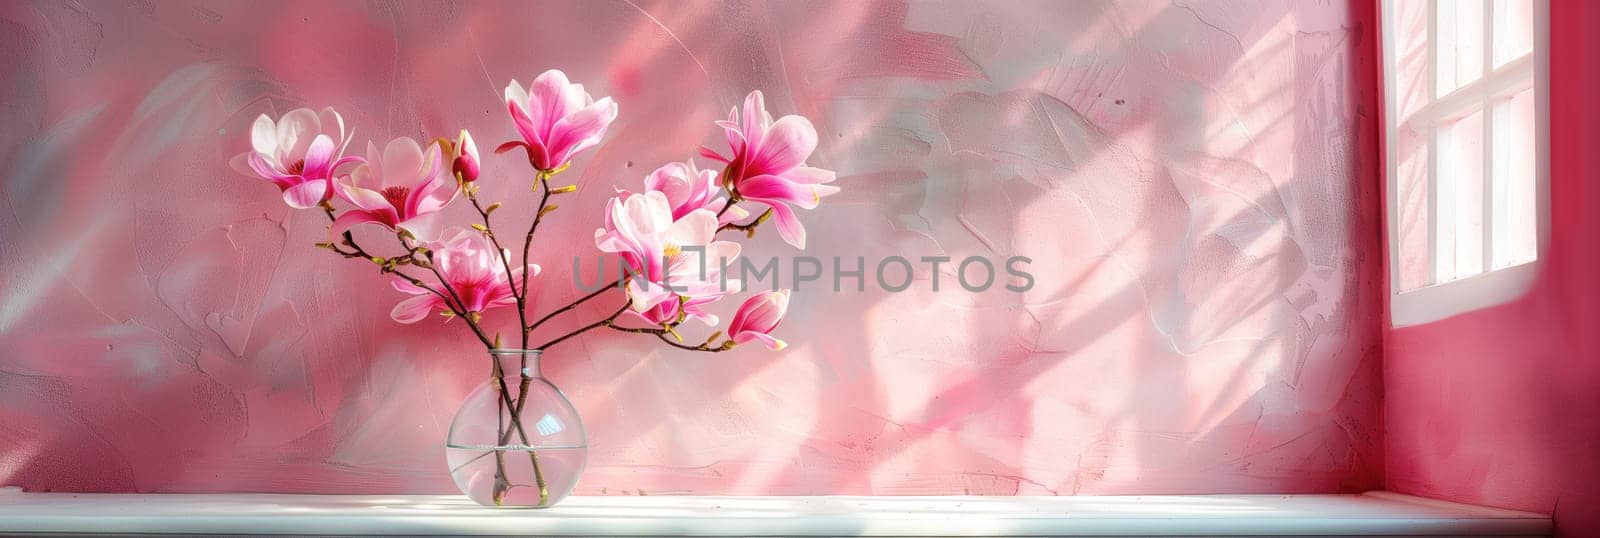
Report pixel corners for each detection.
[446,349,587,508]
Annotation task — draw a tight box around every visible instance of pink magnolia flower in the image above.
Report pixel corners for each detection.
[332,138,459,241]
[643,160,725,220]
[501,70,618,172]
[452,129,480,182]
[700,91,839,249]
[594,191,740,312]
[231,107,355,209]
[627,294,721,327]
[391,227,538,323]
[728,290,790,350]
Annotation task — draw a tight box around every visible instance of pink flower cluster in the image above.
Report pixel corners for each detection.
[232,69,837,354]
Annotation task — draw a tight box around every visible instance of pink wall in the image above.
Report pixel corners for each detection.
[1383,1,1600,536]
[0,1,1382,495]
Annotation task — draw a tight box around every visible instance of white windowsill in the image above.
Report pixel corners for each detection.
[0,490,1550,537]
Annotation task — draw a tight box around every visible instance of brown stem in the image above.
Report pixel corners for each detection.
[491,364,512,505]
[718,207,773,237]
[486,362,549,506]
[468,192,531,351]
[533,298,632,351]
[604,324,735,353]
[716,193,740,218]
[526,278,620,334]
[519,173,554,340]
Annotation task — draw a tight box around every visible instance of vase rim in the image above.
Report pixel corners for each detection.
[487,348,543,355]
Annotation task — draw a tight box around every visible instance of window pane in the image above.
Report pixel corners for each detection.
[1397,126,1433,291]
[1436,108,1485,283]
[1436,0,1485,97]
[1491,88,1537,269]
[1493,0,1534,68]
[1395,0,1432,121]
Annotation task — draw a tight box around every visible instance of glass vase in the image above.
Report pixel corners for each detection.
[446,349,587,507]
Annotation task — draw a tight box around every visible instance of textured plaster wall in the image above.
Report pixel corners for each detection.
[0,0,1382,495]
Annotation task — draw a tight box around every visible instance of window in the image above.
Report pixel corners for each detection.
[1382,0,1549,326]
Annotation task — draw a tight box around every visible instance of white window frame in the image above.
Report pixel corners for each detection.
[1382,0,1551,327]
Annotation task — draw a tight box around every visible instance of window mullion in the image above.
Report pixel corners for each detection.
[1402,57,1533,127]
[1482,0,1495,272]
[1427,0,1440,284]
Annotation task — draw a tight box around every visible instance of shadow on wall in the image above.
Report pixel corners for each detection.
[0,0,1380,495]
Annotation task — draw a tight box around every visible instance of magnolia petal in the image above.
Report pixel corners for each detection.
[246,151,287,179]
[672,240,739,285]
[250,114,278,156]
[495,140,528,155]
[407,143,453,216]
[277,108,320,161]
[398,211,446,243]
[641,161,679,192]
[727,304,751,337]
[744,291,789,332]
[391,276,431,295]
[665,208,718,248]
[630,191,675,238]
[507,97,540,147]
[740,91,767,148]
[381,137,426,186]
[281,180,329,209]
[545,97,617,168]
[562,81,591,117]
[528,69,576,138]
[390,294,438,324]
[329,155,366,178]
[595,229,637,255]
[749,115,818,177]
[738,175,818,209]
[702,240,741,269]
[318,107,347,148]
[743,332,787,351]
[330,210,388,238]
[787,165,837,185]
[625,280,676,313]
[504,79,530,113]
[766,201,806,249]
[334,179,391,212]
[301,135,337,178]
[687,311,719,326]
[698,146,732,164]
[625,307,670,327]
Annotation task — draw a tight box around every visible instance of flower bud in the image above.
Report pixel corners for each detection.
[728,290,790,351]
[453,129,480,182]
